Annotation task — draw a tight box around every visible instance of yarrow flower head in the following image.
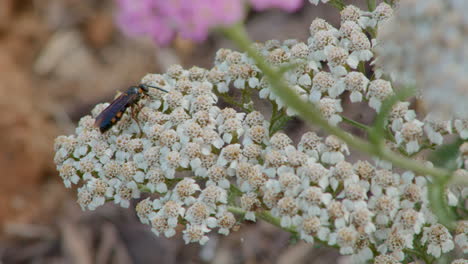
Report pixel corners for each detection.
[53,2,467,261]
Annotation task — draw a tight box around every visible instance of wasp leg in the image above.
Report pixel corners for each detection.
[130,106,143,136]
[134,103,149,121]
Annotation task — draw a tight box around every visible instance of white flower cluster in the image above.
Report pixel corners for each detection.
[212,4,387,119]
[54,2,468,262]
[375,0,468,119]
[212,3,465,153]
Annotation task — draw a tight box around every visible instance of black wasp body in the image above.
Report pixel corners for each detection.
[94,84,167,133]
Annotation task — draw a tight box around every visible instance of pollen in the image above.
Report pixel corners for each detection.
[302,216,321,235]
[340,5,361,23]
[309,18,333,36]
[222,144,242,162]
[270,133,293,150]
[277,196,298,216]
[312,71,336,93]
[208,166,227,184]
[250,125,268,144]
[218,212,236,230]
[186,202,209,224]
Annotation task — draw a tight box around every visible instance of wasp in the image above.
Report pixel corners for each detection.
[94,84,168,133]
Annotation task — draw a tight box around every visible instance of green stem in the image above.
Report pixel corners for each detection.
[328,0,345,10]
[268,101,289,135]
[228,206,340,249]
[404,248,432,264]
[260,211,299,236]
[269,101,279,131]
[366,0,376,11]
[341,115,370,131]
[215,90,252,113]
[358,61,366,75]
[370,88,415,147]
[241,87,253,111]
[428,182,457,229]
[137,184,151,193]
[228,206,298,235]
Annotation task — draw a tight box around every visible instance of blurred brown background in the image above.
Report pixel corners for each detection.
[0,0,366,263]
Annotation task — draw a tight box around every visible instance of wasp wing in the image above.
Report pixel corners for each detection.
[94,92,139,132]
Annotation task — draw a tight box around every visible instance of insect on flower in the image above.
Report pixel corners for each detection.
[94,84,168,133]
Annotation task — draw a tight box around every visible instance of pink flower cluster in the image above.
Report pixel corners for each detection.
[116,0,304,44]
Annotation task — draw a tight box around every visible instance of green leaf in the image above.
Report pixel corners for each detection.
[428,182,456,229]
[270,115,293,136]
[370,87,415,146]
[228,184,242,205]
[429,138,463,170]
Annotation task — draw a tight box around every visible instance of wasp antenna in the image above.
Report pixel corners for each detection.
[146,85,169,93]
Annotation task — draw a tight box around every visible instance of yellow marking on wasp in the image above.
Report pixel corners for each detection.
[139,88,144,93]
[116,112,123,118]
[114,91,123,99]
[111,117,117,123]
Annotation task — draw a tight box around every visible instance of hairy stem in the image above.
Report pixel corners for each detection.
[404,248,432,264]
[227,206,298,236]
[228,206,340,249]
[269,101,279,133]
[215,90,252,113]
[328,0,345,10]
[366,0,376,11]
[341,115,370,131]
